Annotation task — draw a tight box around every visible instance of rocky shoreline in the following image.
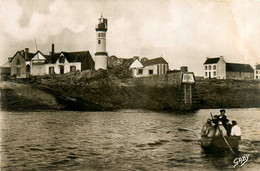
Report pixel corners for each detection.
[1,68,260,111]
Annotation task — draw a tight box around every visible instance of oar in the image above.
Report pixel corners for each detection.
[210,112,235,154]
[216,125,235,154]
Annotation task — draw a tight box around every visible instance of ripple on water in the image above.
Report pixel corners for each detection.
[0,109,259,170]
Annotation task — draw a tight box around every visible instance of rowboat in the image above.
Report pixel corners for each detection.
[201,135,240,151]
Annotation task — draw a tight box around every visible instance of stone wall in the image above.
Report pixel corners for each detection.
[226,71,254,80]
[124,71,188,87]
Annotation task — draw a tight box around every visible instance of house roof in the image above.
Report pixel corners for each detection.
[204,58,220,64]
[44,53,61,64]
[129,59,144,68]
[226,63,254,72]
[142,57,168,66]
[32,50,48,59]
[10,50,42,62]
[62,51,92,63]
[44,51,93,64]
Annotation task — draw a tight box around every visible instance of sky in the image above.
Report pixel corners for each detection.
[0,0,260,76]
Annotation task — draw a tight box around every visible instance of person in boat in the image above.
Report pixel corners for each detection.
[214,120,227,136]
[212,115,218,126]
[201,118,214,137]
[218,109,229,130]
[231,120,241,140]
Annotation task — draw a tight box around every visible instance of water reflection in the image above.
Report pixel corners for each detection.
[0,109,259,170]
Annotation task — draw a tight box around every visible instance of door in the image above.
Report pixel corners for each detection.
[60,66,64,74]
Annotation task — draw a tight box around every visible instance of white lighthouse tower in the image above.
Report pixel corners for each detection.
[95,14,108,70]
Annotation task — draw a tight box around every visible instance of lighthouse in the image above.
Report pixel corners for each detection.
[95,14,108,70]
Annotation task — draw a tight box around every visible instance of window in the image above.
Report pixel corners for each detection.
[205,72,207,77]
[17,68,21,77]
[59,56,65,63]
[98,40,101,44]
[60,66,64,74]
[205,66,207,70]
[213,65,216,70]
[70,66,76,72]
[98,33,101,37]
[256,71,258,74]
[17,58,21,65]
[49,67,54,74]
[149,70,153,75]
[138,69,143,75]
[256,76,258,79]
[163,65,166,74]
[26,65,30,72]
[157,65,159,75]
[209,65,211,70]
[213,71,216,76]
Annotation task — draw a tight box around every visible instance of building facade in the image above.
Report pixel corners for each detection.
[204,56,226,79]
[129,57,168,77]
[44,51,94,74]
[203,56,254,80]
[255,64,260,79]
[9,44,95,78]
[10,48,35,78]
[30,51,48,76]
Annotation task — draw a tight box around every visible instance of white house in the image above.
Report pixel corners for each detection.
[9,44,95,78]
[255,64,260,79]
[44,51,95,74]
[30,51,47,76]
[204,56,226,79]
[129,57,168,77]
[204,56,254,80]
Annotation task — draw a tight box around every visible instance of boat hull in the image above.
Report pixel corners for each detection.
[201,135,239,150]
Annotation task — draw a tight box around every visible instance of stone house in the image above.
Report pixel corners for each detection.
[204,56,254,80]
[129,57,168,77]
[10,48,35,78]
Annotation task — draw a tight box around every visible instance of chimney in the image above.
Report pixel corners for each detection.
[219,55,224,62]
[21,50,25,57]
[141,57,148,63]
[52,43,55,55]
[180,66,188,73]
[133,56,140,61]
[25,48,29,60]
